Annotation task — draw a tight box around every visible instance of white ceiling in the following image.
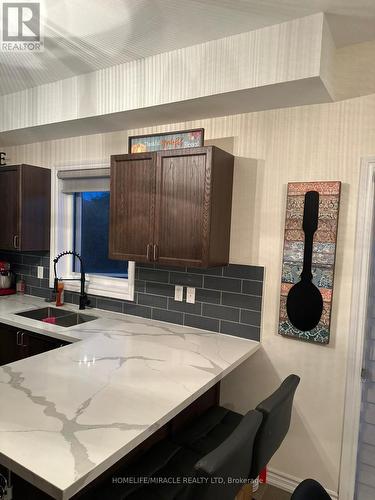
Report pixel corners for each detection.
[1,0,374,97]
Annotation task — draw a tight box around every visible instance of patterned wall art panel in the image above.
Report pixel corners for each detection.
[279,181,341,344]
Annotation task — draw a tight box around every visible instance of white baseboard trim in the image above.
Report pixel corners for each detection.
[267,467,338,500]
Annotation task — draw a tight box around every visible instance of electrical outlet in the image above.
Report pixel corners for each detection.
[186,287,195,304]
[174,285,183,302]
[37,266,44,279]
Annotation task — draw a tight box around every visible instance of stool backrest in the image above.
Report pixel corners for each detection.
[185,409,262,500]
[291,479,331,499]
[250,374,300,478]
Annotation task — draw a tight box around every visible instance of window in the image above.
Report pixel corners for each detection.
[50,163,135,301]
[73,192,128,278]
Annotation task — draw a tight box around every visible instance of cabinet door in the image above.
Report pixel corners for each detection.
[0,324,22,365]
[109,153,156,262]
[0,167,20,250]
[154,148,211,267]
[20,165,51,251]
[21,332,68,359]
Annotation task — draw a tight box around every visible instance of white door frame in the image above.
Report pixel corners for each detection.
[339,157,375,499]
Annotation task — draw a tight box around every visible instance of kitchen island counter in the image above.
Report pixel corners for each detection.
[0,295,259,499]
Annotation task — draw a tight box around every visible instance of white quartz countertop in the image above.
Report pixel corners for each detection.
[0,295,260,499]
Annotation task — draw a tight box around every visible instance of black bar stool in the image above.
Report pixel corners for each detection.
[84,409,262,500]
[250,374,300,481]
[173,374,300,491]
[291,479,331,499]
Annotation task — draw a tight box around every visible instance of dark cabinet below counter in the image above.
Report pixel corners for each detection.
[109,146,234,268]
[0,164,51,251]
[0,323,20,366]
[0,322,69,365]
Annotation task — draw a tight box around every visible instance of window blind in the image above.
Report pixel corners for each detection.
[58,168,110,193]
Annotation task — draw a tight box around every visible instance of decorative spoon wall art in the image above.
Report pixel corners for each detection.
[286,191,323,331]
[279,181,341,344]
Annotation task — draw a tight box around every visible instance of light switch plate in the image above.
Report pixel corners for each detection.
[186,287,195,304]
[37,266,44,279]
[174,285,183,302]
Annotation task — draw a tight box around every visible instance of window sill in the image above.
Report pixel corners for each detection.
[49,262,135,301]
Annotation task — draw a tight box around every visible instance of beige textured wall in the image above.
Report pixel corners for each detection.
[334,39,375,101]
[5,93,375,494]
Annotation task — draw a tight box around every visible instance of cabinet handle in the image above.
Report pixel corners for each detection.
[16,331,22,346]
[13,235,19,249]
[21,332,27,347]
[146,244,151,261]
[153,244,158,262]
[16,331,27,347]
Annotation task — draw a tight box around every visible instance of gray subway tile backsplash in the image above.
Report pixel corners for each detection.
[223,264,264,281]
[145,281,175,297]
[222,291,262,310]
[138,293,168,309]
[123,303,152,319]
[167,298,202,315]
[220,321,260,341]
[25,275,43,288]
[13,263,32,275]
[242,279,263,296]
[187,266,223,276]
[40,278,50,289]
[0,251,263,342]
[240,309,262,327]
[152,308,184,325]
[184,314,220,333]
[202,303,239,322]
[28,286,51,300]
[22,254,45,266]
[203,276,242,293]
[138,268,169,283]
[170,272,203,288]
[87,295,98,308]
[195,288,221,304]
[135,280,146,292]
[96,298,123,313]
[64,291,79,305]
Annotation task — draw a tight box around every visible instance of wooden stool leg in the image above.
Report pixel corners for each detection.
[235,482,253,499]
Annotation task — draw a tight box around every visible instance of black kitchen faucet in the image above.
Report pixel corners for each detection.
[53,251,90,310]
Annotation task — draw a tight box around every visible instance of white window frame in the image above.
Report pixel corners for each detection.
[49,160,135,301]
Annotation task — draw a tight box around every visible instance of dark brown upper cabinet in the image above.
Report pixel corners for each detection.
[109,146,234,268]
[0,164,51,251]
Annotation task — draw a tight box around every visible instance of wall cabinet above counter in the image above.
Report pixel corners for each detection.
[109,146,234,268]
[0,164,51,251]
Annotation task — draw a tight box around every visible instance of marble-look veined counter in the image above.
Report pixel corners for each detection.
[0,295,260,499]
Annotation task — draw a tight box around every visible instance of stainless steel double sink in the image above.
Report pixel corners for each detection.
[16,307,97,328]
